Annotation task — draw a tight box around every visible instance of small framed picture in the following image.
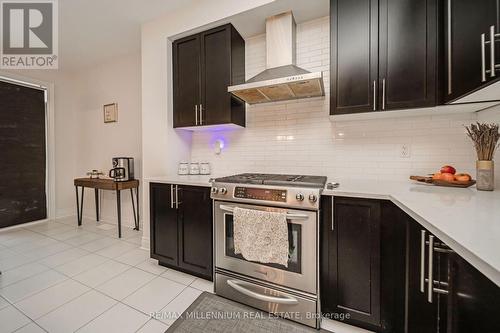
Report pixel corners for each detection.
[103,103,118,123]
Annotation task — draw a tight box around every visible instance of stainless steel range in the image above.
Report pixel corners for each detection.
[211,173,327,328]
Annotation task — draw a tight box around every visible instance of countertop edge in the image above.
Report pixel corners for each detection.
[144,176,212,187]
[323,189,500,287]
[144,177,500,286]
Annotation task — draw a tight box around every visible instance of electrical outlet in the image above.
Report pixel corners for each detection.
[400,144,411,158]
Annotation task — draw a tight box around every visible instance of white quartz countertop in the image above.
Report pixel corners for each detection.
[323,179,500,287]
[145,175,214,187]
[145,175,500,286]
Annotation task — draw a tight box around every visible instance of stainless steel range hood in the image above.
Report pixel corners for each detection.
[228,11,325,104]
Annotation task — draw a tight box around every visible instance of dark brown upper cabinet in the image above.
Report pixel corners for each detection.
[378,0,439,110]
[330,0,379,115]
[173,24,246,128]
[330,0,440,115]
[445,0,500,103]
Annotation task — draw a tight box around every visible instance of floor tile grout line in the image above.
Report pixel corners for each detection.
[2,239,149,307]
[1,230,137,305]
[0,271,69,304]
[73,298,150,333]
[24,289,99,330]
[1,218,205,332]
[0,264,52,289]
[67,296,119,333]
[7,264,209,331]
[0,282,49,333]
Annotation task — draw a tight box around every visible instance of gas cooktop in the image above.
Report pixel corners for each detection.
[214,173,327,188]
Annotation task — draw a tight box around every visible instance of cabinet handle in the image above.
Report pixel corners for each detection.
[175,185,179,209]
[170,185,174,209]
[382,78,386,110]
[482,33,487,82]
[199,104,203,125]
[420,230,426,293]
[447,0,452,94]
[331,196,334,231]
[427,235,434,303]
[490,25,496,78]
[195,105,198,125]
[372,80,376,111]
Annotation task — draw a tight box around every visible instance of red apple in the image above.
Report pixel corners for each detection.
[440,165,456,175]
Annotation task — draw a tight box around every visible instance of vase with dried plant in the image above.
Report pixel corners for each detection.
[465,122,500,191]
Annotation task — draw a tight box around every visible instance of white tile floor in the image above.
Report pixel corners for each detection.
[0,217,210,333]
[0,217,367,333]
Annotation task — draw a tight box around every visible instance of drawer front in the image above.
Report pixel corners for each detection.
[215,272,319,328]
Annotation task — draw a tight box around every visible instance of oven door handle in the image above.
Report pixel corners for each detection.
[227,279,299,305]
[219,205,309,220]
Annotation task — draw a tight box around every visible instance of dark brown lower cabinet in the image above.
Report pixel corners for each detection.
[150,183,213,280]
[321,196,499,333]
[447,253,500,332]
[320,196,406,332]
[406,217,449,333]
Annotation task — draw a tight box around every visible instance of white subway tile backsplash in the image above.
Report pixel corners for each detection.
[189,16,498,181]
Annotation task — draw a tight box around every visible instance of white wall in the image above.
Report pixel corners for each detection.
[74,53,142,227]
[141,0,275,247]
[2,52,143,228]
[190,16,499,182]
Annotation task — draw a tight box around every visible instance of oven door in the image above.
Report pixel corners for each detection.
[214,200,317,295]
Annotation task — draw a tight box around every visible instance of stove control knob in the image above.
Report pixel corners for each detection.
[308,194,317,203]
[211,187,219,194]
[296,193,304,201]
[220,187,228,195]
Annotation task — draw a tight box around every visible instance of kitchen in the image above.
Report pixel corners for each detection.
[1,0,500,332]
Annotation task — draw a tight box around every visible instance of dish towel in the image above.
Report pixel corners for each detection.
[233,207,289,267]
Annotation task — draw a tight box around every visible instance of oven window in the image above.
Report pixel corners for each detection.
[224,214,301,274]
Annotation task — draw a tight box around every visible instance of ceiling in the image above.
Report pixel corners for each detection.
[58,0,197,70]
[57,0,328,71]
[172,0,329,40]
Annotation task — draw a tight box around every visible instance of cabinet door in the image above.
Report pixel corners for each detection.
[200,25,231,126]
[324,197,381,329]
[406,219,449,333]
[378,0,438,110]
[150,183,178,266]
[330,0,379,115]
[177,185,213,280]
[446,0,499,102]
[173,35,200,127]
[447,253,500,332]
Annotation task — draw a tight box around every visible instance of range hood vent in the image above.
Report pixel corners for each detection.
[228,11,325,104]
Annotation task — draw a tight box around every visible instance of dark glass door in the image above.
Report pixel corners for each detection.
[0,80,46,228]
[224,213,302,274]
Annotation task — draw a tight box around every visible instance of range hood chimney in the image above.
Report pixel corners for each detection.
[228,11,325,104]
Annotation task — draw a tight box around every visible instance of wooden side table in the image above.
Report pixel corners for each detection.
[74,178,139,238]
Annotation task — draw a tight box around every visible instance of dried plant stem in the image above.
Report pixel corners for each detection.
[465,122,500,161]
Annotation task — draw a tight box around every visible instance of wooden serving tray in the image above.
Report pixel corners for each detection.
[410,176,476,188]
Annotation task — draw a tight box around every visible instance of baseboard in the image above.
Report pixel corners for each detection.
[141,236,150,251]
[82,214,139,229]
[0,218,49,232]
[321,318,374,333]
[56,208,75,219]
